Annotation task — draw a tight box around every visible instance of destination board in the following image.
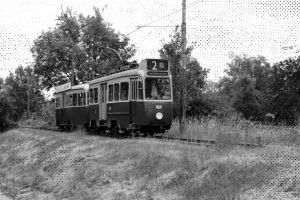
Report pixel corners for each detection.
[147,59,168,71]
[55,82,71,93]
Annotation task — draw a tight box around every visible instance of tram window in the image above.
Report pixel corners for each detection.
[89,89,94,103]
[55,97,60,108]
[73,93,78,106]
[83,93,86,105]
[68,94,73,106]
[131,81,137,100]
[78,93,83,106]
[65,95,68,107]
[145,78,171,100]
[130,79,143,100]
[62,94,65,107]
[94,88,98,103]
[114,83,119,101]
[101,85,106,102]
[120,82,129,100]
[108,84,113,101]
[63,94,68,107]
[138,81,143,99]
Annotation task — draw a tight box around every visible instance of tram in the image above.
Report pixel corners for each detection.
[55,58,173,135]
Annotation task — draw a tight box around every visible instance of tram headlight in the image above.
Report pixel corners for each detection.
[156,112,163,120]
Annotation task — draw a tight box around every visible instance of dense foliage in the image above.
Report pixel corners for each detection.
[217,54,271,120]
[209,54,300,125]
[1,8,300,130]
[159,29,209,118]
[0,66,44,131]
[5,66,45,121]
[31,8,136,90]
[268,58,300,124]
[0,93,15,132]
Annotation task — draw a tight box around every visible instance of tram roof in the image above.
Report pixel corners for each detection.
[55,82,89,94]
[88,58,169,85]
[88,68,145,85]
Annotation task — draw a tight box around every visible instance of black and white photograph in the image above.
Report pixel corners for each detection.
[0,0,300,199]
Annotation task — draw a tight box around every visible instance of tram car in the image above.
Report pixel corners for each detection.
[55,58,173,135]
[55,83,89,130]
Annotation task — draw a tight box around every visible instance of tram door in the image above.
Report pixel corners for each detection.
[130,78,143,124]
[61,93,66,123]
[99,83,107,120]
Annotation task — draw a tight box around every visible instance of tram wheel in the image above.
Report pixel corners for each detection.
[111,124,120,137]
[129,129,138,138]
[67,122,75,132]
[98,128,106,135]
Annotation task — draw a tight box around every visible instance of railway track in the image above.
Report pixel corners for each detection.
[19,126,263,148]
[150,135,262,147]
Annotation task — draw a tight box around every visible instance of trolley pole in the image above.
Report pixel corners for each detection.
[179,0,187,133]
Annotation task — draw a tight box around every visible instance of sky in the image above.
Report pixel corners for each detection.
[0,0,300,81]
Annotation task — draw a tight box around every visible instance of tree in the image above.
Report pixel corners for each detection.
[0,78,3,92]
[4,66,44,120]
[219,54,271,120]
[268,57,300,124]
[0,93,14,132]
[202,80,236,118]
[32,7,136,90]
[232,75,263,119]
[159,29,209,118]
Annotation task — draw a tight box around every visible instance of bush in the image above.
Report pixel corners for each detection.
[18,101,56,128]
[0,94,17,132]
[0,117,17,132]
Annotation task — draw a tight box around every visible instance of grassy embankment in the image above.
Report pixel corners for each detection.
[168,118,300,146]
[0,120,300,199]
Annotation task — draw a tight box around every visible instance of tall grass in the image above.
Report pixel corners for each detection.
[167,116,300,146]
[1,128,300,199]
[18,102,56,129]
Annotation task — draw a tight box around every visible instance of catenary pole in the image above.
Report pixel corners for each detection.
[180,0,187,133]
[26,74,30,119]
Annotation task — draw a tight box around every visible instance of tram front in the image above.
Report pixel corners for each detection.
[138,59,173,134]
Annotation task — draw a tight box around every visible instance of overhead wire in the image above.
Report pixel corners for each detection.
[126,0,203,35]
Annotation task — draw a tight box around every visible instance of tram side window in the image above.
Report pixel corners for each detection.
[62,94,65,107]
[65,95,69,107]
[73,93,78,106]
[138,81,143,100]
[89,89,94,104]
[114,83,119,101]
[101,85,106,103]
[131,81,137,100]
[120,82,129,100]
[94,88,98,103]
[55,97,60,108]
[63,94,68,107]
[68,94,73,107]
[78,93,83,106]
[108,85,113,101]
[83,93,86,105]
[131,79,143,100]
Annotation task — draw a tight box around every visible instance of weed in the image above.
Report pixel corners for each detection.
[1,128,300,199]
[168,117,300,146]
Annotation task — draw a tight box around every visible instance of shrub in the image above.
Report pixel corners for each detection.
[18,101,56,128]
[0,94,17,132]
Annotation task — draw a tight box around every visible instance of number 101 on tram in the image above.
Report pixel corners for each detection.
[55,58,173,135]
